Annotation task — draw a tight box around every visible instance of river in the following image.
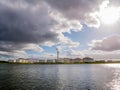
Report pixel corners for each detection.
[0,64,120,90]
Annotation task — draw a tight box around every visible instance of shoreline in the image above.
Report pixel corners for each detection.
[1,62,120,64]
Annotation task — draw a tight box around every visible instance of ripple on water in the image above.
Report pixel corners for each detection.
[0,64,120,90]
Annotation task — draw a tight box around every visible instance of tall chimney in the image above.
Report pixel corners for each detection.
[56,48,59,60]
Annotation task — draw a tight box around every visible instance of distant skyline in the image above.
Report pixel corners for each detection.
[0,0,120,60]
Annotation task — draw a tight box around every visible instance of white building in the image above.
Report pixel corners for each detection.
[62,58,70,63]
[56,59,63,63]
[8,59,16,63]
[47,59,55,63]
[17,58,29,63]
[70,58,83,63]
[39,59,45,63]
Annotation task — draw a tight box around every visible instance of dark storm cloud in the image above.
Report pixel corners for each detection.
[45,0,103,20]
[0,42,26,53]
[0,0,58,52]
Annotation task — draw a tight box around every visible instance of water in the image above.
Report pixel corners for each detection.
[0,64,120,90]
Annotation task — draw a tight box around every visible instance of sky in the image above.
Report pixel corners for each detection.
[0,0,120,60]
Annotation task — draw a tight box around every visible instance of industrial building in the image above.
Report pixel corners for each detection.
[83,57,94,62]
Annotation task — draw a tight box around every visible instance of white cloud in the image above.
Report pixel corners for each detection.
[83,49,120,60]
[57,33,80,48]
[0,50,27,59]
[22,44,44,52]
[45,0,104,28]
[89,35,120,51]
[1,0,120,60]
[42,41,55,47]
[66,49,84,58]
[50,11,82,33]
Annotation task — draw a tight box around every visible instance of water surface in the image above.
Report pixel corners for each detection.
[0,64,120,90]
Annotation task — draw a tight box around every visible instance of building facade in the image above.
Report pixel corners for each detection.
[83,57,94,62]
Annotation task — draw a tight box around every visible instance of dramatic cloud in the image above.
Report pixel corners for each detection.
[89,35,120,51]
[1,0,120,59]
[50,11,82,33]
[0,0,58,52]
[0,50,27,60]
[0,0,57,43]
[45,0,104,27]
[0,0,83,59]
[57,34,80,48]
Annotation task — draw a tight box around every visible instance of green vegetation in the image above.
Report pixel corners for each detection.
[6,61,120,64]
[0,61,9,63]
[1,60,120,64]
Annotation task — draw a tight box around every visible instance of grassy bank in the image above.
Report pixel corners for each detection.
[1,60,120,64]
[0,61,9,63]
[7,62,120,64]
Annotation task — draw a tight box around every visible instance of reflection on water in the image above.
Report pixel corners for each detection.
[104,64,120,68]
[105,64,120,90]
[0,64,120,90]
